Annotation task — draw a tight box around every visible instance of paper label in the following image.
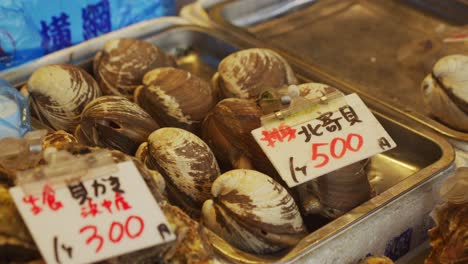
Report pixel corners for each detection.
[10,160,175,264]
[252,93,397,187]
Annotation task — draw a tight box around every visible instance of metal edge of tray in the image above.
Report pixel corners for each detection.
[0,16,191,86]
[7,19,456,263]
[182,0,468,144]
[139,25,456,263]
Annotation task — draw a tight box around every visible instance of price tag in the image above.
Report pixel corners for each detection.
[252,93,396,187]
[9,160,175,264]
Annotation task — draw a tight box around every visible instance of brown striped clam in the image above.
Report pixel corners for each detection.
[93,38,176,99]
[138,127,220,218]
[421,54,468,131]
[297,159,371,219]
[75,96,159,155]
[201,98,278,177]
[202,169,307,254]
[213,48,298,99]
[135,67,217,134]
[28,64,101,132]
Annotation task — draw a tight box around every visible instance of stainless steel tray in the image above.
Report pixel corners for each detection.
[6,19,455,263]
[190,0,468,143]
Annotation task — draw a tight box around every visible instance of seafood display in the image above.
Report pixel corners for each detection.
[0,25,455,262]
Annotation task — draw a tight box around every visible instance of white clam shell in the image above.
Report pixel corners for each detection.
[146,128,220,212]
[422,54,468,131]
[93,38,176,99]
[28,64,101,132]
[216,48,298,99]
[202,169,306,254]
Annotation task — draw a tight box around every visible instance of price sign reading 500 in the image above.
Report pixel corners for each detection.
[252,93,397,188]
[311,133,363,168]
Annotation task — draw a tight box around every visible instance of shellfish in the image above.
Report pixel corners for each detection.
[202,169,307,254]
[138,127,220,218]
[135,67,216,134]
[421,54,468,131]
[75,96,159,155]
[28,64,101,132]
[213,48,298,99]
[93,38,176,99]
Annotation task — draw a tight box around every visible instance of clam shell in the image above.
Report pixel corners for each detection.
[202,169,306,254]
[215,48,298,99]
[202,98,278,177]
[77,96,159,155]
[422,54,468,131]
[28,64,101,132]
[42,130,78,150]
[145,128,220,217]
[135,67,216,133]
[93,38,176,99]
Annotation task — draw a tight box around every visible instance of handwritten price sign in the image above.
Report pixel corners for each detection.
[9,161,175,264]
[252,93,396,187]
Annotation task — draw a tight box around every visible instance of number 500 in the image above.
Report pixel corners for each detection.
[311,133,364,168]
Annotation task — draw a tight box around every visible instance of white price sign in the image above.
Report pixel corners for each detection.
[252,93,397,187]
[9,161,175,264]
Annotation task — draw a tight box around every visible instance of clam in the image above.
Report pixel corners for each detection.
[297,159,371,219]
[28,64,101,132]
[75,96,159,155]
[421,54,468,131]
[135,67,216,134]
[213,48,298,99]
[139,127,220,218]
[93,38,176,99]
[201,98,278,177]
[202,169,307,254]
[42,130,78,150]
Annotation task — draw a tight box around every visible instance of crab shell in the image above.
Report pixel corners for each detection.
[421,54,468,131]
[202,169,307,254]
[76,96,159,155]
[93,38,176,99]
[213,48,298,99]
[28,64,101,132]
[135,67,217,134]
[139,127,220,218]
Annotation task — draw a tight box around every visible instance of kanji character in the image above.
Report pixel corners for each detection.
[40,12,71,53]
[114,193,131,211]
[260,124,296,147]
[339,106,362,126]
[82,0,111,40]
[101,199,113,214]
[289,157,307,183]
[67,181,89,205]
[92,179,106,197]
[298,123,323,142]
[81,199,101,218]
[22,195,42,215]
[317,112,343,132]
[42,184,63,211]
[104,176,124,193]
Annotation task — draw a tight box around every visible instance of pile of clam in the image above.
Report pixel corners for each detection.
[2,38,376,261]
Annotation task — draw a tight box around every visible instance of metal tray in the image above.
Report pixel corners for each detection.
[190,0,468,143]
[6,19,455,263]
